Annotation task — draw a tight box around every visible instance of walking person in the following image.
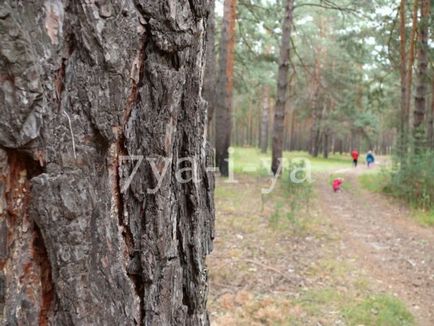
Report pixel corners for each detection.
[366,150,375,168]
[351,149,359,167]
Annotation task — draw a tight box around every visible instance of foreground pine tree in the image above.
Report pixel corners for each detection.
[0,1,214,324]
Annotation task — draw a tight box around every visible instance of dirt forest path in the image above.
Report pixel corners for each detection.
[318,165,434,325]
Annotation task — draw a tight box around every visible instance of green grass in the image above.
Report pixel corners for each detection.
[297,289,415,325]
[413,209,434,227]
[297,288,346,316]
[358,171,391,193]
[343,294,414,326]
[230,147,353,175]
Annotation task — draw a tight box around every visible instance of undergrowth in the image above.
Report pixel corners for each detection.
[413,209,434,227]
[387,151,434,210]
[269,160,313,230]
[357,152,434,227]
[358,170,390,193]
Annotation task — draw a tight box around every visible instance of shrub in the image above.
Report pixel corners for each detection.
[388,151,434,210]
[284,160,313,211]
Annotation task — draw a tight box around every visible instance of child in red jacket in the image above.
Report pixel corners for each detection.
[333,178,343,192]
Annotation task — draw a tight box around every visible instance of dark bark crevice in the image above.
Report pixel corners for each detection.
[114,36,147,326]
[5,149,45,181]
[32,223,54,326]
[1,149,52,324]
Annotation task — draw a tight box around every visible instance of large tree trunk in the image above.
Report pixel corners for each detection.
[248,99,254,146]
[311,95,327,158]
[309,87,322,157]
[284,103,293,151]
[260,86,270,153]
[288,107,296,151]
[309,16,327,158]
[428,79,434,149]
[399,0,408,156]
[413,0,430,152]
[271,0,293,174]
[215,0,237,177]
[399,0,418,156]
[0,1,214,325]
[204,0,216,141]
[323,131,329,159]
[405,0,419,118]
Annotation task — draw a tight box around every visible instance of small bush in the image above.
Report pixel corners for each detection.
[267,161,313,231]
[284,160,313,208]
[269,202,283,228]
[388,151,434,210]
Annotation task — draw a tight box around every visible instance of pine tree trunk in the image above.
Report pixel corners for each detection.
[0,1,214,325]
[312,98,327,158]
[204,0,217,141]
[248,100,254,146]
[428,80,434,149]
[271,0,294,174]
[337,139,344,155]
[309,88,322,157]
[215,0,237,176]
[399,0,418,157]
[289,108,296,151]
[413,0,430,152]
[399,0,408,156]
[323,131,329,159]
[405,0,419,117]
[260,86,270,153]
[285,105,293,151]
[309,63,322,156]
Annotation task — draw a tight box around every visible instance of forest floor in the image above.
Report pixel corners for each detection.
[207,149,434,325]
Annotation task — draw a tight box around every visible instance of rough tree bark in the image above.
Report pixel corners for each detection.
[204,0,216,141]
[271,0,293,175]
[260,86,270,153]
[215,0,237,177]
[413,0,430,152]
[0,1,214,325]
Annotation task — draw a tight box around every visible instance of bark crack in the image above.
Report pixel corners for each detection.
[111,33,147,325]
[33,224,54,326]
[3,150,52,324]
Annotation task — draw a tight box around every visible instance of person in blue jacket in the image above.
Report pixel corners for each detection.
[366,150,375,168]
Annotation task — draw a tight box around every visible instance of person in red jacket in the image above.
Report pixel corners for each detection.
[333,178,343,192]
[351,149,359,167]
